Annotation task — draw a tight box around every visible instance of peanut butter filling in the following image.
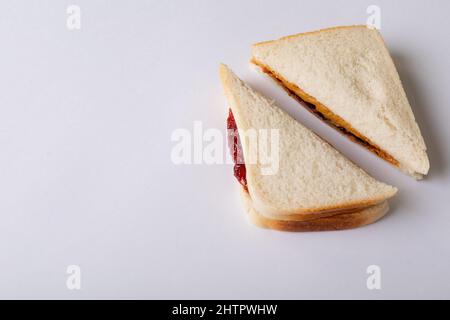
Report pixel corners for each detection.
[252,59,399,167]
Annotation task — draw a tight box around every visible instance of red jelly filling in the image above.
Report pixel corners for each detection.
[227,109,247,191]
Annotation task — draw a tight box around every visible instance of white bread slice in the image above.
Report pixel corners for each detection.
[220,64,397,220]
[251,25,429,179]
[241,189,389,232]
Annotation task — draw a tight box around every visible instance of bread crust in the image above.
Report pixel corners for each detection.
[241,189,389,232]
[253,25,369,46]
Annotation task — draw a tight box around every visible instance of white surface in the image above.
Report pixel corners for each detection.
[0,0,449,299]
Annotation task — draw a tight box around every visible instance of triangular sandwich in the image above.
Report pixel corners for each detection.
[220,64,397,231]
[251,25,429,179]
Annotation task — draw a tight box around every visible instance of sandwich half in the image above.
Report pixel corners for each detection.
[220,64,397,232]
[251,25,429,179]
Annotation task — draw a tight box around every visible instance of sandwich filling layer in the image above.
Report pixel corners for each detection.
[227,109,248,191]
[252,60,400,167]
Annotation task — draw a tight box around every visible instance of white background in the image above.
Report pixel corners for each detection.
[0,0,449,299]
